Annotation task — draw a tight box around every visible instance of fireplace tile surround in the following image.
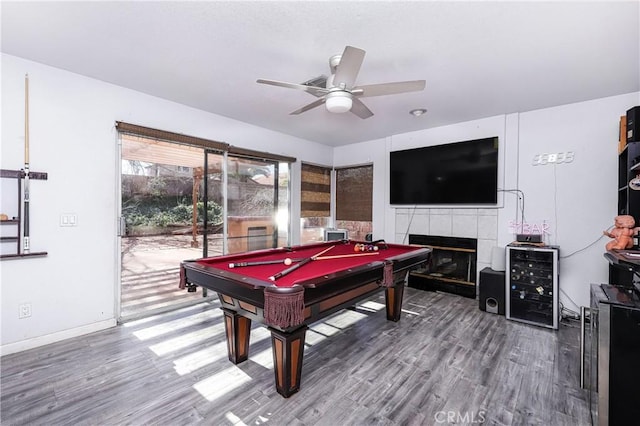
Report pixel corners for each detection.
[394,208,498,286]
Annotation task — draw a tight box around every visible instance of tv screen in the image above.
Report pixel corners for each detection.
[390,137,499,205]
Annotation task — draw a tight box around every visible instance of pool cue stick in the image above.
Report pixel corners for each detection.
[229,258,302,268]
[269,245,335,281]
[23,74,30,254]
[315,252,380,260]
[240,250,381,268]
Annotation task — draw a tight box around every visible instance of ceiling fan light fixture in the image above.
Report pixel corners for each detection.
[257,46,426,119]
[325,92,352,113]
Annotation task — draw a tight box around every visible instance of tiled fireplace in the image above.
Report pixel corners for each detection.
[394,208,499,295]
[407,234,478,298]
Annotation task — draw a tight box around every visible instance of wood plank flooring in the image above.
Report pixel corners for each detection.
[1,288,590,425]
[120,267,207,320]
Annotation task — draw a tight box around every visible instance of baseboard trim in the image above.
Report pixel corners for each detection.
[0,319,117,356]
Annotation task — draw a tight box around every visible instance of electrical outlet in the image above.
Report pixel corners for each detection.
[19,303,32,319]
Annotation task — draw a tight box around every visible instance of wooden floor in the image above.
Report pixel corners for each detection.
[1,288,590,425]
[120,267,207,320]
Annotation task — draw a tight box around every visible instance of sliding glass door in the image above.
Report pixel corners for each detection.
[118,128,291,321]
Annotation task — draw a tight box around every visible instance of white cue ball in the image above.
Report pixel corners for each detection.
[284,258,292,266]
[373,246,379,251]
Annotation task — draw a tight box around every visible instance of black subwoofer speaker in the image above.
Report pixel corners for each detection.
[479,267,505,315]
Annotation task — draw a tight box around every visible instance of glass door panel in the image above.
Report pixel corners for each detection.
[203,151,225,257]
[223,155,282,254]
[276,162,290,248]
[119,134,211,320]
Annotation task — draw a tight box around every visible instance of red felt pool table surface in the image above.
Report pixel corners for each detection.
[194,240,421,288]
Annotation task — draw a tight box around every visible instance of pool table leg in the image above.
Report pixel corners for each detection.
[385,281,405,321]
[269,326,308,398]
[222,308,252,364]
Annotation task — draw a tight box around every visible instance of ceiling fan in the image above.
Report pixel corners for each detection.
[257,46,426,119]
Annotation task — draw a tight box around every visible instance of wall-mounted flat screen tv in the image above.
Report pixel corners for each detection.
[390,136,499,205]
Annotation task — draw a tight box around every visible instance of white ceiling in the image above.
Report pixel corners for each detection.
[2,1,639,147]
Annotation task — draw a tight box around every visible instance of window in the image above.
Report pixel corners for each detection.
[335,165,373,241]
[300,163,332,244]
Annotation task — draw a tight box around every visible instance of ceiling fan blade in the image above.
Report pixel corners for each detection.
[290,97,326,115]
[355,80,426,98]
[257,78,329,97]
[350,98,374,119]
[333,46,365,89]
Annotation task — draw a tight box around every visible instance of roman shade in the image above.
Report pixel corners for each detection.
[336,164,373,221]
[301,163,331,218]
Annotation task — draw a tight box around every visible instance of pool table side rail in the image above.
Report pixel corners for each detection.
[180,260,274,290]
[383,246,432,270]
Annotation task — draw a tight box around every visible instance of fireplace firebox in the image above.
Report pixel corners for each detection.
[407,234,478,298]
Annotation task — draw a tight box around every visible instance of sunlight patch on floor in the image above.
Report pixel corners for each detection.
[248,347,274,370]
[123,302,212,327]
[255,414,271,425]
[305,328,329,346]
[193,366,252,402]
[173,328,271,375]
[149,323,224,356]
[133,309,222,341]
[305,309,368,346]
[173,340,228,375]
[224,411,248,426]
[322,309,368,329]
[251,326,271,340]
[358,300,386,311]
[309,322,342,338]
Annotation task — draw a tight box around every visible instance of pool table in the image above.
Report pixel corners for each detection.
[179,239,431,397]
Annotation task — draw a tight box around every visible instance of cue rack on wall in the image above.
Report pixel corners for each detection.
[0,169,48,260]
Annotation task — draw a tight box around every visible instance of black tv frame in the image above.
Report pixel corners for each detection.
[390,136,499,206]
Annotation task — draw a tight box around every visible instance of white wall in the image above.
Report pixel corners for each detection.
[516,93,639,310]
[0,54,332,355]
[335,93,640,311]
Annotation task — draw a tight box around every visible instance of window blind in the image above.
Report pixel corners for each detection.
[228,146,296,163]
[115,121,228,151]
[336,165,373,221]
[301,163,331,218]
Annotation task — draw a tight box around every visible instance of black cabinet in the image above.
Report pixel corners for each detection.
[506,245,559,329]
[590,284,640,426]
[618,142,640,226]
